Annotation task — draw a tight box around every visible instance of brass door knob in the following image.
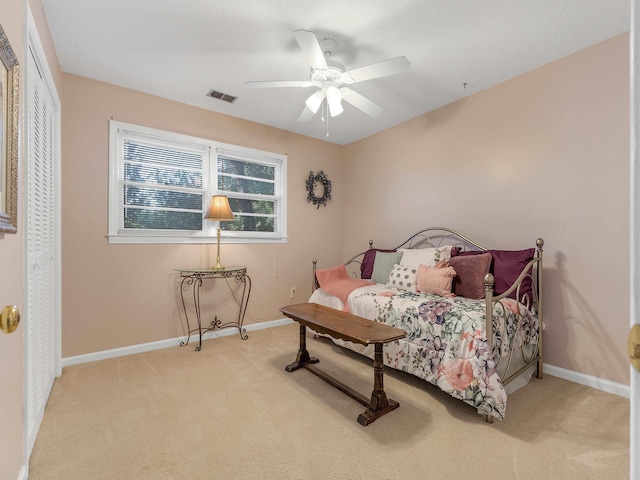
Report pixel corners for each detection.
[629,324,640,372]
[0,305,20,334]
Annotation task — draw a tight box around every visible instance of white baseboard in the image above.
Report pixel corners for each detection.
[544,363,630,398]
[17,464,27,480]
[60,322,629,400]
[61,318,293,368]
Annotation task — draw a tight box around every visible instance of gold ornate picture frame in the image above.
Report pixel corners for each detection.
[0,23,19,234]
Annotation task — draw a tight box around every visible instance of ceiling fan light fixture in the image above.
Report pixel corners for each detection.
[246,29,410,125]
[305,90,325,113]
[326,86,343,117]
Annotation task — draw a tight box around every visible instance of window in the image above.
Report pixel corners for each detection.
[108,121,287,243]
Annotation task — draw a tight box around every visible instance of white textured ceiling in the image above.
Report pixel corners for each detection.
[42,0,629,145]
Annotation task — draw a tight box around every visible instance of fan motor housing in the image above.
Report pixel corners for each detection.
[310,61,353,87]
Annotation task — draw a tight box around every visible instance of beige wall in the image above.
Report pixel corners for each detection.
[61,74,344,357]
[343,34,630,385]
[61,34,630,386]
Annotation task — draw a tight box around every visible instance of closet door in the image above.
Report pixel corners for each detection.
[25,32,60,456]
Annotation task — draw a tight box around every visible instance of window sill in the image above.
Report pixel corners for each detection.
[106,234,289,245]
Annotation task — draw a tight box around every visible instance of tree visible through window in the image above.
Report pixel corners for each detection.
[108,121,287,243]
[217,154,278,234]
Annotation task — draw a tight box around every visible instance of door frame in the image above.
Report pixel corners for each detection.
[631,1,639,478]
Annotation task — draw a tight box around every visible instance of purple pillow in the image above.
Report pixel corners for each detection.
[490,248,536,301]
[361,248,396,279]
[448,252,492,299]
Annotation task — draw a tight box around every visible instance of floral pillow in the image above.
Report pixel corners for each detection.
[386,264,418,292]
[398,245,453,268]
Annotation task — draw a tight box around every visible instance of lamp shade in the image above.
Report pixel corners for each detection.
[204,195,235,221]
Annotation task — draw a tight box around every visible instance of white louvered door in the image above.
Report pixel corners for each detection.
[25,18,60,458]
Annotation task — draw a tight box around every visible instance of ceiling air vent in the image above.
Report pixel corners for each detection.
[207,89,237,104]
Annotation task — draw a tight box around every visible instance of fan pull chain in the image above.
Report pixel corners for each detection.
[326,106,330,137]
[322,98,330,137]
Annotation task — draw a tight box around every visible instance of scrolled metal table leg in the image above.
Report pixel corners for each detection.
[236,273,251,340]
[179,276,193,348]
[193,275,204,351]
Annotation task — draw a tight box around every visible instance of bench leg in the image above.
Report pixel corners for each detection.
[357,343,399,426]
[285,324,319,372]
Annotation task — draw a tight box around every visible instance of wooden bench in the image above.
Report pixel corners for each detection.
[280,303,406,426]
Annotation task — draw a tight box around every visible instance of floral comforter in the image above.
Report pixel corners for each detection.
[308,284,539,420]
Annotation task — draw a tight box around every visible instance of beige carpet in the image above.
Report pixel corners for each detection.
[30,323,629,479]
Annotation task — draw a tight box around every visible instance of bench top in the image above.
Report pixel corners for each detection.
[280,303,406,346]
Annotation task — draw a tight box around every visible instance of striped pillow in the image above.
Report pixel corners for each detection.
[371,251,403,284]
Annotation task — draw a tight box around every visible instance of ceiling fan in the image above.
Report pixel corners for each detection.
[245,29,410,122]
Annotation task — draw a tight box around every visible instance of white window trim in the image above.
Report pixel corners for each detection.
[108,120,288,244]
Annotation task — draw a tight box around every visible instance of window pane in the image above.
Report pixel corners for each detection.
[228,198,274,215]
[125,186,203,210]
[218,175,275,195]
[124,163,202,189]
[218,157,274,180]
[223,215,275,233]
[124,208,203,230]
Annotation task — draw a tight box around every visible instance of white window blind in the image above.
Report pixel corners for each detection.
[118,130,209,231]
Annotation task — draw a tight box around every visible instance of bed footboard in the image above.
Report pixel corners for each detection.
[483,238,544,424]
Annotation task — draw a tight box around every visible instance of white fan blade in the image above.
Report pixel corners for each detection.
[342,89,384,117]
[342,56,410,84]
[298,106,316,122]
[293,29,328,71]
[244,80,313,88]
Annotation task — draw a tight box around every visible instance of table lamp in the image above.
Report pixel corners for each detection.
[204,195,235,270]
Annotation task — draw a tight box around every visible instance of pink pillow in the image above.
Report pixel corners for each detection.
[315,264,349,287]
[417,262,456,296]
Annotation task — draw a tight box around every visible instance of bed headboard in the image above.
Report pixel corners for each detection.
[312,227,543,311]
[341,227,486,272]
[391,227,486,251]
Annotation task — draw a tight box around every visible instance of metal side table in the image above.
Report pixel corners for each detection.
[177,266,251,351]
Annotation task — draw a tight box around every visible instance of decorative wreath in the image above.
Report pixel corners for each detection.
[306,170,332,209]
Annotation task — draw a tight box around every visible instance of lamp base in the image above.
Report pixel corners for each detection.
[211,227,225,271]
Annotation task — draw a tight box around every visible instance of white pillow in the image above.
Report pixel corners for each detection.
[398,245,453,268]
[386,264,418,292]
